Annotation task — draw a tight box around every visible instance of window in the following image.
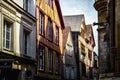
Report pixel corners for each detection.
[81,62,86,76]
[23,0,29,11]
[23,30,30,55]
[67,44,72,56]
[65,67,70,79]
[46,0,53,8]
[3,20,13,50]
[56,53,60,74]
[88,50,92,60]
[48,49,53,72]
[47,19,53,41]
[39,12,44,36]
[81,43,85,56]
[55,26,59,45]
[39,46,45,71]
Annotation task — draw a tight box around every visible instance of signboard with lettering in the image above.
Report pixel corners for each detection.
[0,61,12,69]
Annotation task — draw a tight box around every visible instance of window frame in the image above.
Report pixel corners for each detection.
[23,29,30,55]
[3,20,13,50]
[39,12,45,36]
[46,0,53,8]
[55,53,60,74]
[47,18,53,41]
[48,49,53,72]
[23,0,29,11]
[55,26,59,45]
[39,46,45,71]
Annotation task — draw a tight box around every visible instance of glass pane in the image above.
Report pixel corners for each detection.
[6,40,10,49]
[6,32,10,40]
[6,25,10,31]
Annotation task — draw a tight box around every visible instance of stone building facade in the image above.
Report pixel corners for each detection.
[0,0,36,80]
[94,0,120,79]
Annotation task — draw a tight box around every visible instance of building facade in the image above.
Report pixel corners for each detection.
[36,0,65,79]
[62,27,77,80]
[94,0,120,79]
[63,15,95,80]
[94,0,110,78]
[0,0,36,80]
[63,15,83,79]
[93,52,99,80]
[79,24,95,80]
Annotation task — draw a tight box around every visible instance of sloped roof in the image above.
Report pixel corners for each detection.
[63,27,71,53]
[63,15,84,31]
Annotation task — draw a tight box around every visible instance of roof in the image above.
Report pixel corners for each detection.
[63,15,85,31]
[63,27,71,53]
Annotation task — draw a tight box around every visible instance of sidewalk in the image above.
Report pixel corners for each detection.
[99,77,120,80]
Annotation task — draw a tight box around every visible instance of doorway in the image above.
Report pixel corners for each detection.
[0,69,20,80]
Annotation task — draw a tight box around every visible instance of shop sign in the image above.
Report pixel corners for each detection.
[0,61,12,69]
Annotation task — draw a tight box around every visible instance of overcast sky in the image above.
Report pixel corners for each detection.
[60,0,98,54]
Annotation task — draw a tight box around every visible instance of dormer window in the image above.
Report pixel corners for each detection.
[23,0,29,11]
[47,18,53,41]
[46,0,53,8]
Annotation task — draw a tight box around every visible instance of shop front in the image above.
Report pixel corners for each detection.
[0,53,36,80]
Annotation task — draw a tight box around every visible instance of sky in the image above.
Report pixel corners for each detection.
[60,0,98,54]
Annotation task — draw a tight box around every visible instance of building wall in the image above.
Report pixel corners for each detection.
[115,0,120,73]
[94,0,120,78]
[0,0,36,80]
[0,12,2,50]
[12,0,36,16]
[0,0,36,59]
[94,0,109,76]
[63,15,95,79]
[63,30,77,79]
[36,0,64,79]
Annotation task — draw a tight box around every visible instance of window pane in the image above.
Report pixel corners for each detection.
[3,20,12,50]
[56,27,59,45]
[6,40,10,49]
[46,0,53,8]
[39,13,44,35]
[48,49,53,72]
[56,53,59,73]
[40,46,45,71]
[6,26,10,31]
[6,32,10,40]
[48,19,53,41]
[23,0,28,11]
[23,30,29,55]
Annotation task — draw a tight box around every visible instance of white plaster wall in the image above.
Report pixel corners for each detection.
[15,22,21,54]
[13,0,23,8]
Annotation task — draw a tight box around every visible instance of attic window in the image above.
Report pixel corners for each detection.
[46,0,53,8]
[85,38,89,43]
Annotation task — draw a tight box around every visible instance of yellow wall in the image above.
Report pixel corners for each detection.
[36,0,63,54]
[36,0,64,79]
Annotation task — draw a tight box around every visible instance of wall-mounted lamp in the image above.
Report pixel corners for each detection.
[93,22,107,26]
